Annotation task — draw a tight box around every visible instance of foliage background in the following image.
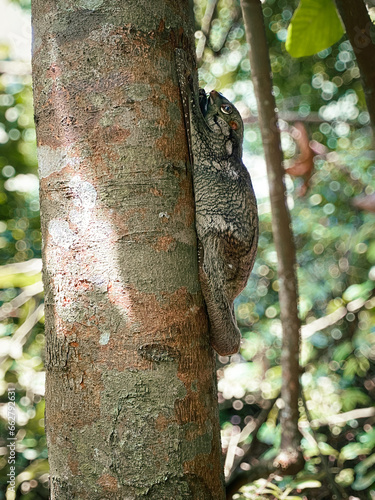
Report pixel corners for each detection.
[0,0,374,498]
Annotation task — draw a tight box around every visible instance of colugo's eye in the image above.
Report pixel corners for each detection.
[220,104,233,115]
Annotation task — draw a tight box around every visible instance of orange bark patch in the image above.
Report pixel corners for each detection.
[97,474,119,492]
[133,286,192,336]
[102,125,131,144]
[153,235,176,252]
[154,111,189,162]
[148,56,189,162]
[68,458,80,476]
[47,63,62,80]
[150,187,163,197]
[98,285,204,372]
[155,413,173,431]
[80,372,85,389]
[173,176,195,228]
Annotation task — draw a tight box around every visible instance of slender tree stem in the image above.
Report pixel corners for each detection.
[335,0,375,131]
[240,0,302,468]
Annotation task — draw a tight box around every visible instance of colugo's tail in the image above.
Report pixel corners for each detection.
[198,238,241,356]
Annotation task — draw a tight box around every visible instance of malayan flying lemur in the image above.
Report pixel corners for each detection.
[175,49,259,356]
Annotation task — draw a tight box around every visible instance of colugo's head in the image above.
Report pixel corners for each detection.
[203,90,244,147]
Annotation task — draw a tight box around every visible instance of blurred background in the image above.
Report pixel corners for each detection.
[0,0,374,498]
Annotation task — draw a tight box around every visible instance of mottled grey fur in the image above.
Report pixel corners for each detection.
[175,49,258,355]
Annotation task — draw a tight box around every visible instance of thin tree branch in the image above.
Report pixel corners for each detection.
[310,406,375,427]
[0,281,44,321]
[196,0,218,61]
[301,294,370,339]
[334,0,375,131]
[240,0,303,471]
[0,258,42,276]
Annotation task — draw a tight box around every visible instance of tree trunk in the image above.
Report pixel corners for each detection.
[32,1,225,498]
[240,0,303,473]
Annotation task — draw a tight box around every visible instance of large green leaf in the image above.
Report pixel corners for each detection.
[286,0,344,58]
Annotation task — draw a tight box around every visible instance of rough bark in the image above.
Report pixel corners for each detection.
[335,0,375,131]
[32,1,225,498]
[240,0,303,472]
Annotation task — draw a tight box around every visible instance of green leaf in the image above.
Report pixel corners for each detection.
[261,482,282,492]
[341,387,371,412]
[342,281,374,302]
[286,0,344,58]
[260,489,282,497]
[352,469,375,491]
[355,453,375,475]
[335,468,354,487]
[339,443,371,462]
[318,442,339,457]
[343,357,359,380]
[291,480,321,490]
[333,341,352,362]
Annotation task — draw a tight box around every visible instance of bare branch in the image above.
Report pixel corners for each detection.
[0,281,44,321]
[310,406,375,427]
[302,291,373,339]
[0,258,42,277]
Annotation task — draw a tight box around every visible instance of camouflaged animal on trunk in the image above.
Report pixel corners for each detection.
[176,50,259,355]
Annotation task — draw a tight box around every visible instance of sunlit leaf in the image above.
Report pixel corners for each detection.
[339,443,371,462]
[367,241,375,263]
[0,272,42,288]
[335,468,354,487]
[260,481,281,491]
[343,357,359,381]
[341,387,371,411]
[259,488,282,496]
[286,0,344,58]
[318,442,339,457]
[342,281,373,302]
[291,480,321,489]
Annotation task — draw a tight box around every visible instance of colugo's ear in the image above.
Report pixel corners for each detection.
[229,120,238,130]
